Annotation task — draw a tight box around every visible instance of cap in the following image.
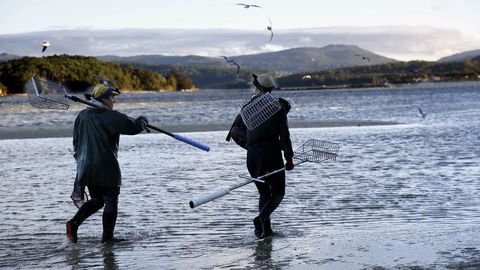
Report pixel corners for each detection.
[91,84,120,100]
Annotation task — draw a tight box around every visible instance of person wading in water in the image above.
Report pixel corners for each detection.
[227,74,294,238]
[66,84,149,244]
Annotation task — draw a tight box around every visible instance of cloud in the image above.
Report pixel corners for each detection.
[0,26,479,61]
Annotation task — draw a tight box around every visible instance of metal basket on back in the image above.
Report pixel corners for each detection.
[25,75,70,110]
[240,92,281,130]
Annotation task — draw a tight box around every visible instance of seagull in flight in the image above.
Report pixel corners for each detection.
[94,75,119,86]
[267,17,273,42]
[355,54,370,61]
[41,41,50,52]
[236,3,262,8]
[416,107,427,118]
[221,56,240,74]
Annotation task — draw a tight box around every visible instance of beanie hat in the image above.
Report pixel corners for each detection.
[252,74,277,92]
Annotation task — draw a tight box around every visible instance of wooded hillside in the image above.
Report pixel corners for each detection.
[0,55,194,95]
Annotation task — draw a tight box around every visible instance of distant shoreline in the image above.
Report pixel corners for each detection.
[0,120,398,140]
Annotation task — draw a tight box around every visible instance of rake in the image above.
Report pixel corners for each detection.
[25,75,210,152]
[189,139,339,208]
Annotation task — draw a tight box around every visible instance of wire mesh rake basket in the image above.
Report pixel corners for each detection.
[25,76,70,110]
[293,139,340,163]
[240,93,281,130]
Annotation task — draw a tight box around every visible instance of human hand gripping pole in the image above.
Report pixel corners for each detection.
[25,75,210,152]
[189,139,339,208]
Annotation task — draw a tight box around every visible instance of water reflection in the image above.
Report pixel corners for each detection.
[63,243,120,270]
[254,237,282,270]
[64,246,83,269]
[255,237,273,261]
[102,244,118,270]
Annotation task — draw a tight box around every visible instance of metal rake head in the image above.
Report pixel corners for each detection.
[25,75,70,110]
[294,139,339,163]
[240,92,281,130]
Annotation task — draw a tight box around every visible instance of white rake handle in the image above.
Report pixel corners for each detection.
[189,187,230,208]
[190,160,309,209]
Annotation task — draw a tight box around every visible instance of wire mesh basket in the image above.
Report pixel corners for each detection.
[294,139,339,163]
[240,93,281,130]
[25,76,70,110]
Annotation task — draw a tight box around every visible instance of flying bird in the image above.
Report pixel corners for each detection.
[41,41,50,52]
[94,75,119,86]
[355,54,370,61]
[236,3,262,8]
[416,107,427,118]
[267,17,273,42]
[221,56,240,74]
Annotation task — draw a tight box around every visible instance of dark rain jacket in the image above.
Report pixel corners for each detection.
[73,107,144,188]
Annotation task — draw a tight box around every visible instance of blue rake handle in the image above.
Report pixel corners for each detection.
[174,133,210,152]
[146,125,210,152]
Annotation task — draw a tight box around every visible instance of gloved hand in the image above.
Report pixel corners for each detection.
[136,116,150,133]
[285,158,294,171]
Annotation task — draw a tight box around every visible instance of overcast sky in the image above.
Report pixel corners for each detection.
[1,0,479,61]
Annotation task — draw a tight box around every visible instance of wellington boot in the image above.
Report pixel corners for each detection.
[101,237,125,244]
[263,217,273,237]
[101,233,125,244]
[253,216,263,238]
[66,220,78,243]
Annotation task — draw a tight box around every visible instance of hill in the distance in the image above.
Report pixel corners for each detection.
[230,45,397,72]
[98,45,398,73]
[0,53,20,62]
[437,49,480,62]
[99,54,220,66]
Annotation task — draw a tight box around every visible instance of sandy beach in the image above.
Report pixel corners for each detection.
[0,120,397,140]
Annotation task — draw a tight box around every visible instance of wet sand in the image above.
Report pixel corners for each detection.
[0,120,397,140]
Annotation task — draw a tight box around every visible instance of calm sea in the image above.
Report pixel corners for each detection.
[1,82,480,269]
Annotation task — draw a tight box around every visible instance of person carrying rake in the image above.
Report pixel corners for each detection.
[227,74,294,238]
[66,84,149,244]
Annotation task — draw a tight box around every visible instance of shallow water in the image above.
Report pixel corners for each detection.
[1,82,480,269]
[1,81,479,128]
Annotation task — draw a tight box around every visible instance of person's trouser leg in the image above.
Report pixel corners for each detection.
[248,145,285,238]
[254,182,271,238]
[101,187,120,242]
[70,187,105,224]
[67,186,105,243]
[257,172,285,237]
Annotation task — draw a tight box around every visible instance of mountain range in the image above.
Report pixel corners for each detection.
[3,45,480,72]
[99,45,397,73]
[1,45,479,89]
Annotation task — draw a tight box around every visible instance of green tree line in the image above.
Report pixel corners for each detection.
[277,57,480,88]
[0,55,195,95]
